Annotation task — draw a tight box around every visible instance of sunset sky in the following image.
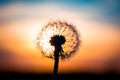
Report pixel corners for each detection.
[0,0,119,74]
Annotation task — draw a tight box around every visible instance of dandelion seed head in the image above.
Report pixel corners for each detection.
[36,20,80,59]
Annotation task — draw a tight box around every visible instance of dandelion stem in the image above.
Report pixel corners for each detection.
[50,35,66,80]
[52,47,59,80]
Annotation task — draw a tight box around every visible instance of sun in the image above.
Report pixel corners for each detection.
[36,20,80,59]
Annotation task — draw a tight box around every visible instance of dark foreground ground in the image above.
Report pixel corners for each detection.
[0,72,120,80]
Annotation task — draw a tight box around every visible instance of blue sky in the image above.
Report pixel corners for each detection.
[0,0,97,5]
[0,0,120,26]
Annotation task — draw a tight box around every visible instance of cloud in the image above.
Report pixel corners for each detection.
[0,1,119,26]
[0,1,119,73]
[0,46,14,62]
[0,0,120,24]
[0,3,95,26]
[0,46,16,71]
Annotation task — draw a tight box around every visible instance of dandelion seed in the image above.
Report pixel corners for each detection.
[36,20,80,60]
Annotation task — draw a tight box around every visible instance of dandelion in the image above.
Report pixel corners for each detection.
[36,20,80,80]
[36,21,80,59]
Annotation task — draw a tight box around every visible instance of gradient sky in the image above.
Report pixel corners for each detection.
[0,0,120,74]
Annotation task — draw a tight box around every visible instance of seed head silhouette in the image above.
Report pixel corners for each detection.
[50,35,66,58]
[37,21,80,59]
[36,20,80,80]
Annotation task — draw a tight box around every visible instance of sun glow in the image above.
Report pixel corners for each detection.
[36,21,80,59]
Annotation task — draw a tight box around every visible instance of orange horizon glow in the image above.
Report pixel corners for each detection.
[0,3,119,74]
